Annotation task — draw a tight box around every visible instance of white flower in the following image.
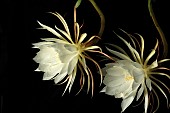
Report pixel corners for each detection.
[33,41,79,83]
[101,60,144,112]
[101,60,144,97]
[101,29,170,113]
[33,12,104,95]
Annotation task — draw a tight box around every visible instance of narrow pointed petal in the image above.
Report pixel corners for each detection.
[121,96,134,112]
[144,86,149,113]
[37,21,66,41]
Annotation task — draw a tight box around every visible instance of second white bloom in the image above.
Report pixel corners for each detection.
[101,60,144,112]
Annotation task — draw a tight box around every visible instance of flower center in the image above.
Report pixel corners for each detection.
[76,43,86,54]
[125,74,134,81]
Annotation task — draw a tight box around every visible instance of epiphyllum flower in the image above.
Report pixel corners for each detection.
[101,30,170,113]
[101,60,145,112]
[33,12,103,95]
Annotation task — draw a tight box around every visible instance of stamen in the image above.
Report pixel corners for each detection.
[125,74,134,81]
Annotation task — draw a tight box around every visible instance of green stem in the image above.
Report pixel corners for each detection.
[74,0,105,46]
[89,0,105,37]
[148,0,168,58]
[87,0,105,46]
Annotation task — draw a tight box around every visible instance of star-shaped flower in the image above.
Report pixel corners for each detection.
[33,12,104,96]
[101,29,170,113]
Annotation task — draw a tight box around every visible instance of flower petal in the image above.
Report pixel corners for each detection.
[132,68,144,83]
[32,42,53,48]
[106,47,132,61]
[103,75,124,87]
[101,63,115,76]
[42,63,64,80]
[37,21,66,41]
[121,96,134,112]
[100,86,107,92]
[33,46,61,64]
[106,66,126,76]
[54,71,68,84]
[67,54,79,74]
[146,78,152,91]
[136,84,144,101]
[144,87,149,113]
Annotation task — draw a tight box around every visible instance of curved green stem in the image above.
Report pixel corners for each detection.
[148,0,168,58]
[89,0,105,37]
[86,0,105,46]
[74,0,105,46]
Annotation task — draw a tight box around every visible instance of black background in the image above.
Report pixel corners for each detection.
[0,0,169,113]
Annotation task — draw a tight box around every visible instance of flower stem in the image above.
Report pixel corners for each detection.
[86,0,105,46]
[148,0,168,58]
[86,0,105,47]
[89,0,105,38]
[74,0,105,46]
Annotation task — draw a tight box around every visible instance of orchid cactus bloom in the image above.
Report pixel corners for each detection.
[33,12,104,96]
[101,60,145,112]
[101,30,169,113]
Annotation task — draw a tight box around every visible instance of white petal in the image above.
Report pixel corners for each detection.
[103,75,124,87]
[136,84,144,101]
[117,60,132,66]
[52,43,71,55]
[121,96,134,112]
[100,86,107,92]
[41,38,70,44]
[146,78,152,91]
[68,67,77,92]
[105,86,118,96]
[35,68,41,71]
[78,33,87,43]
[64,44,77,51]
[144,88,149,113]
[106,66,126,76]
[67,55,78,74]
[122,82,135,98]
[54,62,69,84]
[105,63,116,67]
[43,63,64,80]
[60,51,78,63]
[37,63,50,72]
[132,81,140,89]
[106,47,132,61]
[37,21,66,41]
[117,81,133,95]
[132,68,144,84]
[105,81,132,97]
[55,44,78,63]
[54,25,73,43]
[132,61,143,68]
[147,60,158,69]
[54,71,68,84]
[33,46,60,64]
[101,67,109,76]
[32,42,54,48]
[102,63,115,76]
